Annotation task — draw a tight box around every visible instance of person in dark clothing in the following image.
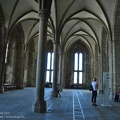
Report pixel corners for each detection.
[57,84,61,97]
[114,85,120,102]
[91,78,98,106]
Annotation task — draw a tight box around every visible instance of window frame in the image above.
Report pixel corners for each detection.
[73,52,83,84]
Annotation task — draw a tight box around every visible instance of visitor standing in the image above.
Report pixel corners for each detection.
[114,85,120,102]
[91,78,98,106]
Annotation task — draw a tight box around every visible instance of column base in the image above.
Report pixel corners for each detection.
[51,91,58,97]
[0,87,4,93]
[32,100,46,113]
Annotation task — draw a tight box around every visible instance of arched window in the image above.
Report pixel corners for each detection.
[5,43,9,63]
[46,52,54,83]
[74,53,83,84]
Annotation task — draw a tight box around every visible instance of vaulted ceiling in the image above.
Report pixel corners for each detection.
[0,0,117,53]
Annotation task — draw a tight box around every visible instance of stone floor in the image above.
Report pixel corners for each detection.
[0,88,120,120]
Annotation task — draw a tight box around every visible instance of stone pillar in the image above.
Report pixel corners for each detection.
[51,41,59,97]
[102,29,109,72]
[112,3,120,99]
[112,40,120,92]
[113,10,120,99]
[14,43,24,89]
[98,53,103,93]
[58,50,63,91]
[91,57,94,80]
[61,53,65,88]
[23,51,29,87]
[27,49,35,87]
[100,28,109,94]
[109,40,113,100]
[94,45,99,78]
[102,72,110,106]
[33,52,36,86]
[32,9,50,113]
[0,20,6,93]
[85,53,91,88]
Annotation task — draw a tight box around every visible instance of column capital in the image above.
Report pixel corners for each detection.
[38,9,50,20]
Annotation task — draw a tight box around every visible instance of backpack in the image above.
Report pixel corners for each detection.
[89,84,93,91]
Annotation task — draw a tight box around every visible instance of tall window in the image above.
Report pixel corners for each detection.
[74,53,83,84]
[46,52,54,83]
[5,43,9,63]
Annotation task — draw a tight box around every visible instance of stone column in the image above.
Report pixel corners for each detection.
[0,20,6,93]
[94,45,99,78]
[61,53,65,88]
[85,53,91,88]
[27,50,35,87]
[51,41,59,97]
[58,50,63,91]
[33,52,36,86]
[23,51,29,87]
[112,40,120,92]
[14,43,24,89]
[109,40,113,100]
[113,12,120,99]
[100,28,109,94]
[32,9,50,113]
[98,53,103,93]
[91,57,94,80]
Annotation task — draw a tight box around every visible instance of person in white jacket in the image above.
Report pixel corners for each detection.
[91,78,98,106]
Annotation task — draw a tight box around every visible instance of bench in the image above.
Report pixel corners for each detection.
[45,82,52,88]
[4,83,16,91]
[70,84,83,89]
